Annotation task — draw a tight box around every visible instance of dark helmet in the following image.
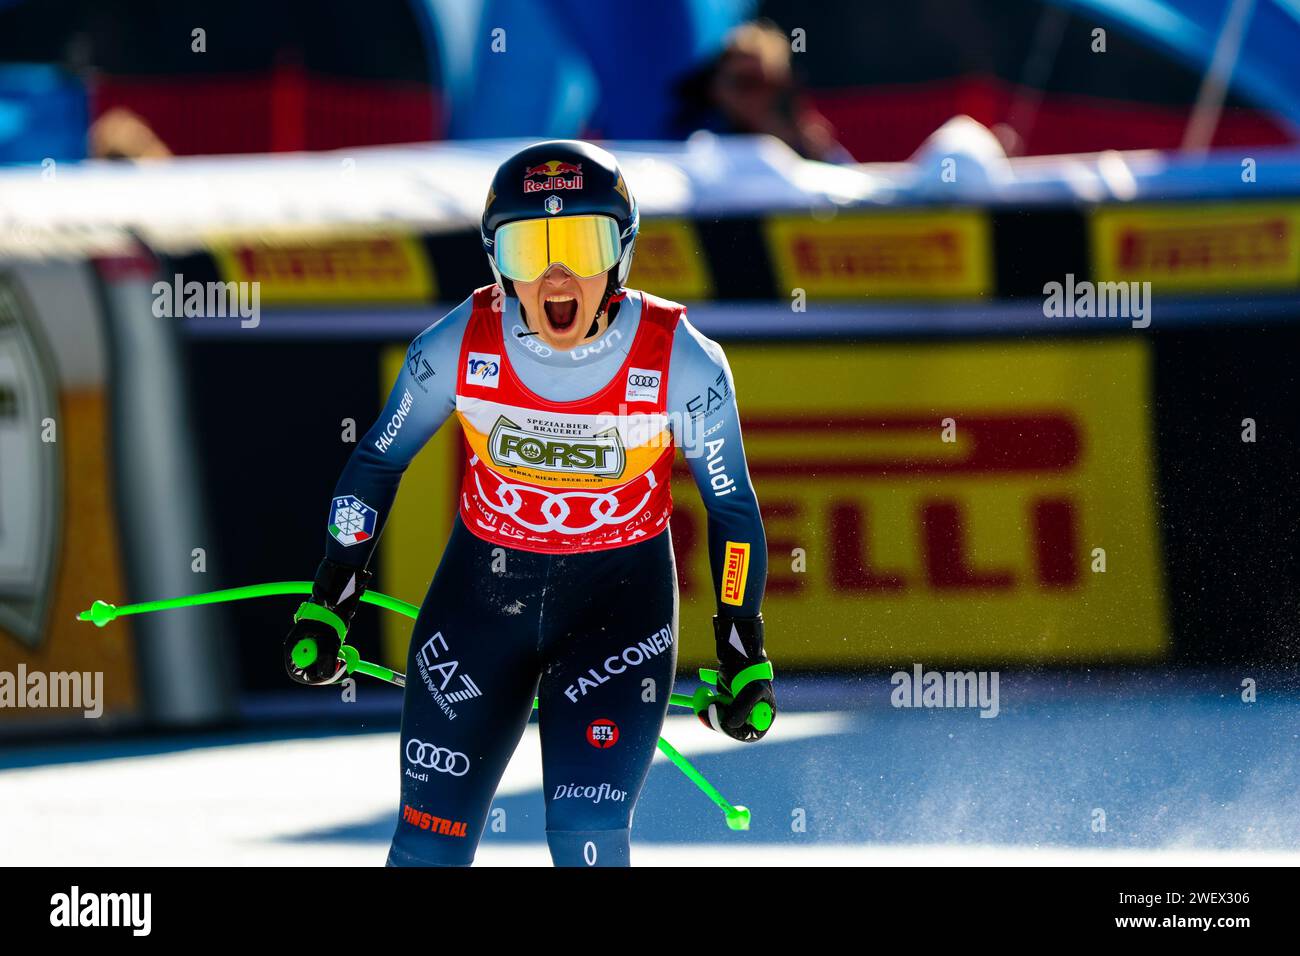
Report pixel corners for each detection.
[481,140,639,309]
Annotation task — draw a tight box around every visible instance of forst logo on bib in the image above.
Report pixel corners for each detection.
[489,416,626,476]
[466,352,500,387]
[329,495,377,546]
[586,718,620,748]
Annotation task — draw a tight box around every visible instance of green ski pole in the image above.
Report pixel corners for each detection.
[79,582,752,830]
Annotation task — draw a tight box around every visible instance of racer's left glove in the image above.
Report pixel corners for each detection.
[697,614,776,742]
[283,557,372,686]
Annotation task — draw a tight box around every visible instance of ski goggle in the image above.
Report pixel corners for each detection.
[493,214,622,283]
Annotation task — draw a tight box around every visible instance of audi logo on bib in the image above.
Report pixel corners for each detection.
[465,451,672,550]
[625,366,661,403]
[405,738,471,777]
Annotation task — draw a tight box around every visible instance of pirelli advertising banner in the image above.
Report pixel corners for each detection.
[686,338,1167,666]
[1090,202,1300,292]
[377,336,1166,669]
[764,209,993,298]
[210,234,437,305]
[627,220,713,302]
[178,200,1300,310]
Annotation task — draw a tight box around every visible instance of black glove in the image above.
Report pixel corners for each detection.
[698,614,776,742]
[283,558,372,686]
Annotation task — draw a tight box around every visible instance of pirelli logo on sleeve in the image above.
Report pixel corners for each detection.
[721,541,751,606]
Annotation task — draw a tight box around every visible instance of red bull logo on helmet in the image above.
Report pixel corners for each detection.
[523,160,584,193]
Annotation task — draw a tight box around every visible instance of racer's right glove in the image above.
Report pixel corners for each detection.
[283,558,372,686]
[696,614,776,742]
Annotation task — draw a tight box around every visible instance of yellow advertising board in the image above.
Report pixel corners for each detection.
[1090,202,1300,292]
[377,338,1166,669]
[670,338,1166,666]
[764,209,992,298]
[627,219,713,301]
[212,233,435,304]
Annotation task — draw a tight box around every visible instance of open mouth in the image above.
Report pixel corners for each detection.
[543,294,579,332]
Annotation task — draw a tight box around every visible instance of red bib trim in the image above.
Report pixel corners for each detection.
[454,286,683,553]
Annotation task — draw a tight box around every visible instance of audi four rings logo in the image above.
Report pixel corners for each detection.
[474,468,656,534]
[625,365,661,403]
[405,739,471,776]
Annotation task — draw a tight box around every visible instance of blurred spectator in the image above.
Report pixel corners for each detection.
[88,107,171,160]
[674,19,854,164]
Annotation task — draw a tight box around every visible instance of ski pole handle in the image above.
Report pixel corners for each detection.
[338,645,406,687]
[695,669,774,732]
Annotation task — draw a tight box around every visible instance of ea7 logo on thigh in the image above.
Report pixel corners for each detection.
[415,631,483,720]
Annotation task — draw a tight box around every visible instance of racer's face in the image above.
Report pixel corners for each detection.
[516,263,612,351]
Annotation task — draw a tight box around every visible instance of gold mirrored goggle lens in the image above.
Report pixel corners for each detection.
[494,215,622,282]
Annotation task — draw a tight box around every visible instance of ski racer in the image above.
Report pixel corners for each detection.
[283,140,775,866]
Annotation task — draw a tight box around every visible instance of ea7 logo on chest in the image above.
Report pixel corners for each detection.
[489,416,626,477]
[50,886,151,936]
[466,352,500,388]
